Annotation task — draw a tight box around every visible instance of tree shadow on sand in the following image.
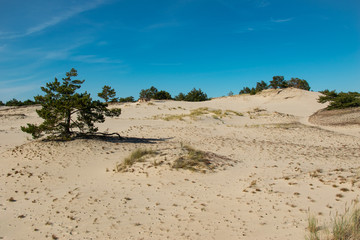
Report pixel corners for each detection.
[75,135,173,144]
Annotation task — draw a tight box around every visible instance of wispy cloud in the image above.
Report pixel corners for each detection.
[0,76,36,86]
[235,17,294,33]
[256,0,270,8]
[149,63,182,66]
[271,18,294,23]
[71,55,123,64]
[0,84,40,100]
[0,44,6,51]
[143,21,181,31]
[0,0,107,39]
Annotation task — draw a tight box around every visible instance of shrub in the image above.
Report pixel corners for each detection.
[0,101,4,106]
[174,92,186,101]
[270,76,287,89]
[287,78,310,90]
[318,90,360,110]
[5,98,22,106]
[239,87,251,94]
[119,96,135,103]
[172,145,212,172]
[255,81,268,92]
[139,86,158,99]
[153,90,172,100]
[21,68,121,140]
[185,88,208,101]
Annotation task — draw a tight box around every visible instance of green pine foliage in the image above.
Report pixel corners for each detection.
[239,76,311,95]
[287,78,310,90]
[174,92,186,101]
[153,90,172,100]
[119,96,135,103]
[270,76,288,89]
[318,90,360,110]
[21,68,121,140]
[98,85,117,102]
[139,86,172,100]
[3,98,36,106]
[139,86,158,99]
[184,88,208,101]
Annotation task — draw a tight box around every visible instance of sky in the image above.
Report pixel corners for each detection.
[0,0,359,101]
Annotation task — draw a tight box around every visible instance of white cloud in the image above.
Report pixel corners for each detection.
[271,18,294,23]
[0,0,107,39]
[71,55,123,64]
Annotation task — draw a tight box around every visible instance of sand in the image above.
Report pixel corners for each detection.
[1,88,359,239]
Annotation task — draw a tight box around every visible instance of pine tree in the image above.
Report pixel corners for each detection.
[21,68,121,140]
[98,85,117,102]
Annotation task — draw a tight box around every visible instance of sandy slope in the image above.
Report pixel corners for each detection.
[1,88,359,240]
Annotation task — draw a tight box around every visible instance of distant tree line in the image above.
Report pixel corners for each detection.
[138,86,208,102]
[0,98,37,107]
[239,76,311,95]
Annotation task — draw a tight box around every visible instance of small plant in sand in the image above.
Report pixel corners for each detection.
[115,148,155,172]
[172,145,213,172]
[306,204,360,240]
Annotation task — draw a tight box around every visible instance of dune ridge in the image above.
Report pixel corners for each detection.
[1,88,359,239]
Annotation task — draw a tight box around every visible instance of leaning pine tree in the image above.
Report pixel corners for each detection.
[21,68,121,140]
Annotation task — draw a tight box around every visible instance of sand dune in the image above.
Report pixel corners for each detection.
[1,88,359,239]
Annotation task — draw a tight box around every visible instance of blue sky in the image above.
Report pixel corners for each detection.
[0,0,359,101]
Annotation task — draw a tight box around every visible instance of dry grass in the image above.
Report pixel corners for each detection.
[115,148,155,172]
[154,108,243,121]
[172,145,213,173]
[309,107,360,126]
[306,205,360,240]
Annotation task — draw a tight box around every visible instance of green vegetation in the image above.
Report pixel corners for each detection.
[0,98,37,107]
[21,68,121,140]
[98,85,117,103]
[139,86,158,99]
[154,90,172,100]
[115,148,155,172]
[172,145,213,172]
[306,205,360,240]
[182,88,208,101]
[139,86,172,100]
[318,90,360,110]
[174,92,186,101]
[239,76,310,95]
[118,96,135,103]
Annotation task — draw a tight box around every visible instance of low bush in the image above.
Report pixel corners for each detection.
[318,90,360,110]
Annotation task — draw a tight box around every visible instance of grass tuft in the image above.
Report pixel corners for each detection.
[115,148,155,172]
[172,145,213,172]
[154,108,243,121]
[306,205,360,240]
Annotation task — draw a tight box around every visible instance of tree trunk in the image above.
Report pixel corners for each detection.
[64,110,71,137]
